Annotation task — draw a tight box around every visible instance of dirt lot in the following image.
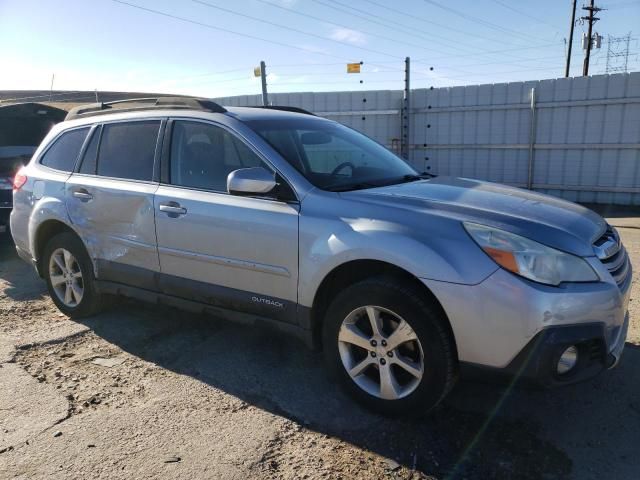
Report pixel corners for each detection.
[0,216,639,480]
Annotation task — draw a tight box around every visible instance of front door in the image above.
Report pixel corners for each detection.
[154,119,299,323]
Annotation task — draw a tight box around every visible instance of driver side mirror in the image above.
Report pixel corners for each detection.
[227,167,277,196]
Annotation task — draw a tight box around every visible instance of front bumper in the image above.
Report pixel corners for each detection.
[423,260,631,386]
[463,314,629,387]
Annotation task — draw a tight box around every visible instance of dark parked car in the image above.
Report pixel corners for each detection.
[0,102,66,233]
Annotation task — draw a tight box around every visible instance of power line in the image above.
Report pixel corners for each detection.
[604,0,640,9]
[168,66,255,81]
[414,42,562,62]
[272,70,403,77]
[269,61,351,67]
[312,0,559,65]
[360,0,521,46]
[253,0,446,55]
[416,48,591,73]
[311,0,479,55]
[270,79,406,86]
[181,74,258,86]
[270,61,368,67]
[428,41,614,66]
[421,0,541,43]
[443,63,583,80]
[606,33,633,73]
[463,51,640,76]
[443,51,598,70]
[107,0,361,63]
[181,47,600,82]
[191,0,406,60]
[489,0,563,31]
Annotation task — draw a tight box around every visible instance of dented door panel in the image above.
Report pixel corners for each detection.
[65,174,160,273]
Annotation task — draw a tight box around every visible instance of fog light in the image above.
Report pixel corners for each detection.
[557,345,579,375]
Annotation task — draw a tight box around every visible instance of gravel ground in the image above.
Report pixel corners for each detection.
[0,216,638,480]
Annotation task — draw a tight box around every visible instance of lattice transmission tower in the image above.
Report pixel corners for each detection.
[605,33,632,74]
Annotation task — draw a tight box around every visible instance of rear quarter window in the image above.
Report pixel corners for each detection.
[40,127,90,172]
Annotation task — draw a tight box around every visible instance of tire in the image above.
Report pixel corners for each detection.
[43,232,104,318]
[322,276,457,416]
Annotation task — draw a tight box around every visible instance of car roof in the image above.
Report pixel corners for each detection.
[57,104,326,131]
[224,106,319,121]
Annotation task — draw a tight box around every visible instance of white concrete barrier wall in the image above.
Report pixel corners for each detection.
[215,72,640,205]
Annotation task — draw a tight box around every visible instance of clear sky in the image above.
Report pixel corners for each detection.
[1,0,638,100]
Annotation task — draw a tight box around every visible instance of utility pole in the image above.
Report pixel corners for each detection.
[260,60,268,106]
[565,0,577,77]
[581,0,602,76]
[49,74,55,101]
[401,57,410,161]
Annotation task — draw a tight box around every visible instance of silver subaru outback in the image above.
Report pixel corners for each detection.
[10,97,631,415]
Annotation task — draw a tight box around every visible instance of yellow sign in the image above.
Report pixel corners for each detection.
[253,66,262,77]
[347,63,361,74]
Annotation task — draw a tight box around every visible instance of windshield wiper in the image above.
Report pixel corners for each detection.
[403,172,437,181]
[324,172,437,192]
[383,172,437,186]
[324,182,381,192]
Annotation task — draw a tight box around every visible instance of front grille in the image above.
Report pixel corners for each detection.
[594,225,631,289]
[585,338,605,363]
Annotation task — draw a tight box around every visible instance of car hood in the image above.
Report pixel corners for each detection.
[345,176,607,257]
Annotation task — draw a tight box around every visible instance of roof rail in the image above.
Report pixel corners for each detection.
[65,96,227,120]
[252,106,316,116]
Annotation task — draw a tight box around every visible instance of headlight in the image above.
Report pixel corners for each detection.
[463,222,598,286]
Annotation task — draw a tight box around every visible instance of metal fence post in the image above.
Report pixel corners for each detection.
[401,57,410,160]
[527,87,537,190]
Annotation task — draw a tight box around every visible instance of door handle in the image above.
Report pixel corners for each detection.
[159,202,187,216]
[72,188,93,201]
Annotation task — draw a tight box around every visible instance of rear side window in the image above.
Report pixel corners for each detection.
[40,127,89,172]
[97,121,160,181]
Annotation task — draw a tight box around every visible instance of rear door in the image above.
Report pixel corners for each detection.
[66,119,164,288]
[153,119,299,323]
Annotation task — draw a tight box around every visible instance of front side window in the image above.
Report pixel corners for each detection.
[170,120,265,192]
[246,118,417,191]
[40,127,89,172]
[96,121,160,181]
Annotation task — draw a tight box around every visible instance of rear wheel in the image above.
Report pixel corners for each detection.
[323,276,457,416]
[43,232,103,318]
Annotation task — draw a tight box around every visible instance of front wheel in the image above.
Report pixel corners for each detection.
[43,232,104,318]
[323,277,457,416]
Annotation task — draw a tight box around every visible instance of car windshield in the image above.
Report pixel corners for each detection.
[246,118,418,191]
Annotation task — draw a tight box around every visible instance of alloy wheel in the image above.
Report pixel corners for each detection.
[48,248,84,307]
[337,305,424,400]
